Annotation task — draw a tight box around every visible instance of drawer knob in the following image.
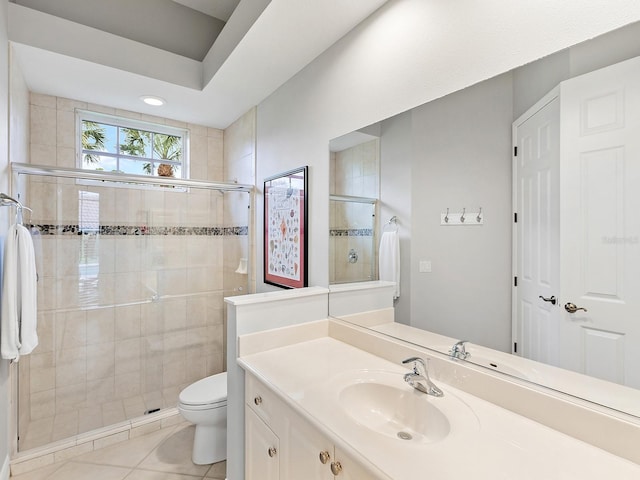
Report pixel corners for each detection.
[268,447,277,457]
[319,450,330,464]
[330,461,343,475]
[254,396,262,406]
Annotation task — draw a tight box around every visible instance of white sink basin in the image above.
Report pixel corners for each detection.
[310,369,481,447]
[339,381,450,443]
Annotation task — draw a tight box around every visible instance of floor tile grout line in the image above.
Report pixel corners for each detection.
[67,424,182,471]
[124,466,204,478]
[130,423,183,470]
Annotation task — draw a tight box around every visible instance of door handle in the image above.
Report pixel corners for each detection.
[564,302,587,314]
[539,295,556,305]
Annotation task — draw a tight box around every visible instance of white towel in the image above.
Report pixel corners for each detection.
[379,230,400,299]
[1,224,38,361]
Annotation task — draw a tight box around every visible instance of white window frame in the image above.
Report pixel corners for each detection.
[76,110,190,180]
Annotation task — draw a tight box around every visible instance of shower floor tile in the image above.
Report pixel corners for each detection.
[10,423,226,480]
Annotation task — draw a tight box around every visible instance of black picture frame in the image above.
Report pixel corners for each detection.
[263,166,308,289]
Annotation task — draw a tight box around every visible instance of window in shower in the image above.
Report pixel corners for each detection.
[78,110,189,179]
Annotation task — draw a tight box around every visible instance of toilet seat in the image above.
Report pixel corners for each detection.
[179,372,227,407]
[178,400,226,411]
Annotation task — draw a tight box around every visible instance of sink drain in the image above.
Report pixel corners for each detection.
[397,431,412,440]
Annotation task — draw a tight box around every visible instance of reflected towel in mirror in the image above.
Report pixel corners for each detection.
[379,230,400,299]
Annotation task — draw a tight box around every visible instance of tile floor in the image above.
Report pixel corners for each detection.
[10,423,226,480]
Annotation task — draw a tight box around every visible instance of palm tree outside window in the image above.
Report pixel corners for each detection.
[78,110,188,179]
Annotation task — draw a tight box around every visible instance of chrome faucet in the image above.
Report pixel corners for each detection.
[449,340,470,360]
[401,357,444,397]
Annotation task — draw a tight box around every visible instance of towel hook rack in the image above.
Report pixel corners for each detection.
[441,207,483,226]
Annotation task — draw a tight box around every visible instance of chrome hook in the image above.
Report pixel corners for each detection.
[444,208,449,223]
[460,208,466,223]
[476,207,482,223]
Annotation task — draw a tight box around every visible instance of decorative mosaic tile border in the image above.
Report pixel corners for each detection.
[330,228,373,237]
[28,224,248,236]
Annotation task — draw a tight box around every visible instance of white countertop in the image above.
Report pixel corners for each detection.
[239,337,640,479]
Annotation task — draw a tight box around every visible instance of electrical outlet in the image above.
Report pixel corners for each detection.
[419,260,432,273]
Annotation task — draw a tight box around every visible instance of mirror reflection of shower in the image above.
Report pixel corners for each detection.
[329,130,380,284]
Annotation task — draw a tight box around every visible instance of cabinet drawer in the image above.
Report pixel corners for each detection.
[246,373,281,427]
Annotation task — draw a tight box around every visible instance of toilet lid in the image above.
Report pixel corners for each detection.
[179,372,228,406]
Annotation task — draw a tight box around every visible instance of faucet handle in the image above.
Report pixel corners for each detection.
[450,340,470,359]
[402,357,444,397]
[402,356,426,373]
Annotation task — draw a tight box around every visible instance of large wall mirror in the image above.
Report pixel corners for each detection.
[328,21,640,419]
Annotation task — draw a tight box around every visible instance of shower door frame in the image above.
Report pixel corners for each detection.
[9,162,254,457]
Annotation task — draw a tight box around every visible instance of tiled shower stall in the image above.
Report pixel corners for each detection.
[329,138,379,284]
[13,94,255,452]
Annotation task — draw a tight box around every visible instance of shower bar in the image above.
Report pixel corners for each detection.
[330,194,377,204]
[11,162,254,193]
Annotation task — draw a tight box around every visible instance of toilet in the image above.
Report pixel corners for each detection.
[178,372,228,465]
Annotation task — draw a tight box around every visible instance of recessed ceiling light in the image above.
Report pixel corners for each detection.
[140,95,165,106]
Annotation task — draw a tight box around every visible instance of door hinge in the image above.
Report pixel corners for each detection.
[514,342,518,353]
[514,212,518,223]
[514,276,518,287]
[514,146,518,157]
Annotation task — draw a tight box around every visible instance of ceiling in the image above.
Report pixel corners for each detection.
[8,0,389,129]
[12,0,235,61]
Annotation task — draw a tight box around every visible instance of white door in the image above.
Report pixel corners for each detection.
[559,56,640,388]
[513,92,561,365]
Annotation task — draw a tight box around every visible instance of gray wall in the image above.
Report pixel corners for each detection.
[409,73,514,352]
[376,73,514,352]
[379,112,412,324]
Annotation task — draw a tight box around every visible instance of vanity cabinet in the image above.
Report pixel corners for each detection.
[283,409,376,479]
[245,373,379,480]
[245,407,280,480]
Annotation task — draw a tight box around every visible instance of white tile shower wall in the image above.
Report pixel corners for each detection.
[20,93,236,451]
[332,139,379,198]
[223,108,256,297]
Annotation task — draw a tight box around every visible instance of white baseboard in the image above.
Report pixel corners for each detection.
[0,454,9,480]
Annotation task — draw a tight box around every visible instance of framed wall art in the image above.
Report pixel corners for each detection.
[264,166,308,289]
